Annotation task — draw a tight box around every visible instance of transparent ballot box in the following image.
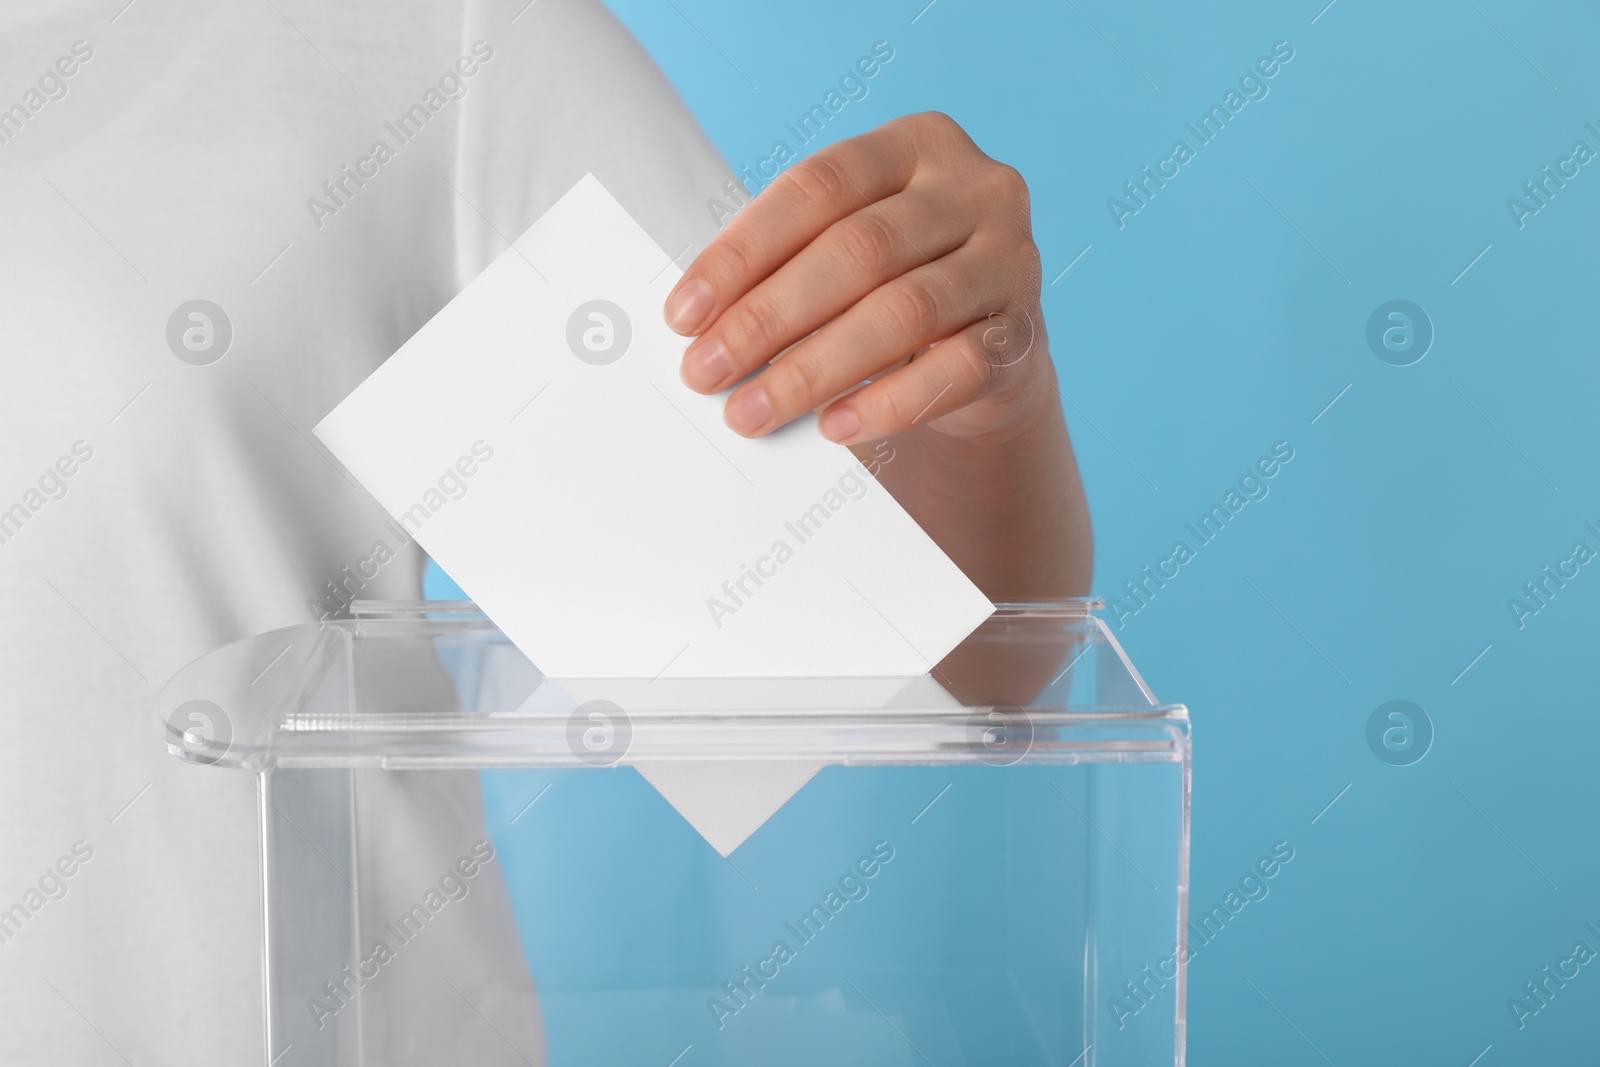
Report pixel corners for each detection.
[158,600,1190,1066]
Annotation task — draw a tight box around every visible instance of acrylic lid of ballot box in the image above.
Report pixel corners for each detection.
[155,599,1188,772]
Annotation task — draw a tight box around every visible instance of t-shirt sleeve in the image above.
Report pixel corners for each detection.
[451,0,735,290]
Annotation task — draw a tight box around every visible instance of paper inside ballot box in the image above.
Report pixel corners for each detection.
[520,674,965,856]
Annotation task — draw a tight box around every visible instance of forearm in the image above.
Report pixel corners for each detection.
[856,355,1092,602]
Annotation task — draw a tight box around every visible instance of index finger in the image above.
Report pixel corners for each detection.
[663,124,920,335]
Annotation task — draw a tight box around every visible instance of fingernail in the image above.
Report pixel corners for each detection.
[819,406,860,443]
[725,386,772,436]
[664,276,713,334]
[682,338,732,391]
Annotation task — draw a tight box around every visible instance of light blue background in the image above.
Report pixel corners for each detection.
[439,0,1600,1061]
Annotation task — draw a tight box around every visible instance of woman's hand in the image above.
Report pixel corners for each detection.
[664,111,1049,446]
[664,111,1091,603]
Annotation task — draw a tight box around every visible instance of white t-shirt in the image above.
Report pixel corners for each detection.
[0,2,728,1061]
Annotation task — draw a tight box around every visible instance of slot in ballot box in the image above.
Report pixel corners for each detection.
[158,598,1190,1066]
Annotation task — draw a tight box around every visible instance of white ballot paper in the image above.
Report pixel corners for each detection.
[315,174,992,852]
